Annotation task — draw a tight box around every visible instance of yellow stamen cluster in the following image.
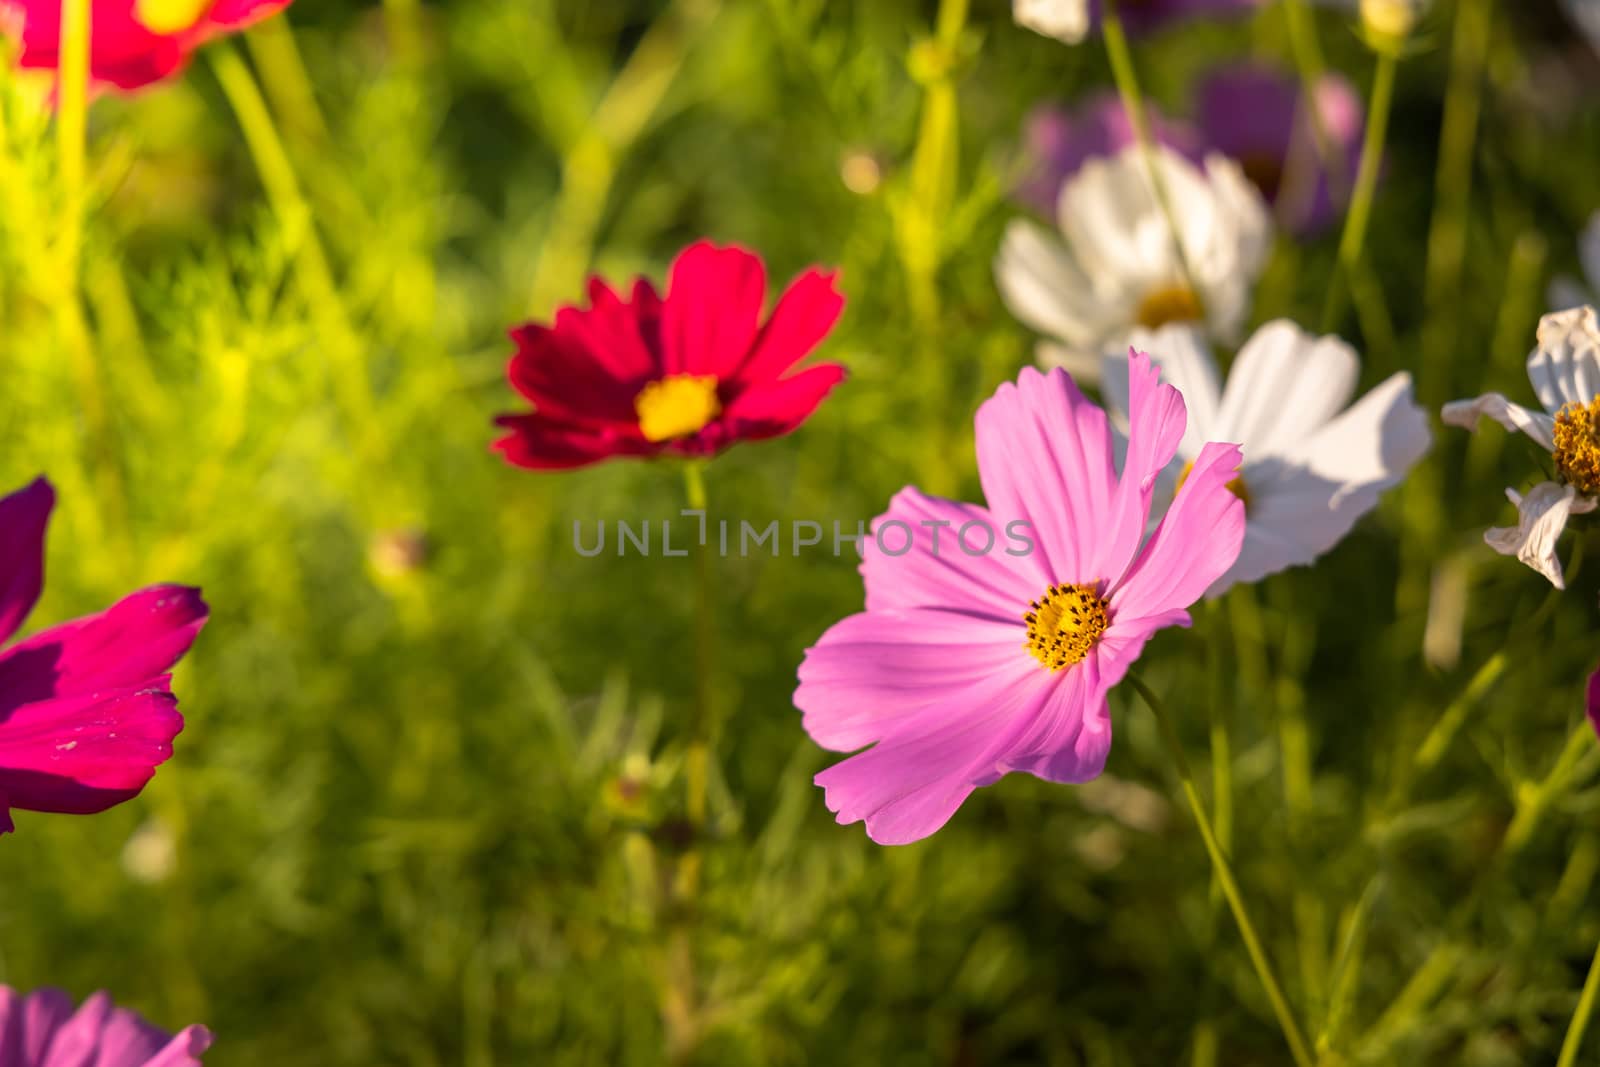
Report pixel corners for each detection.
[135,0,211,34]
[1024,583,1110,672]
[1134,285,1205,330]
[634,374,722,443]
[1554,397,1600,497]
[1176,461,1252,513]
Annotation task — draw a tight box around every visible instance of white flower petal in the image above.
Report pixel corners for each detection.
[1102,323,1223,459]
[1195,154,1273,343]
[1440,393,1556,452]
[1013,0,1090,44]
[1213,320,1359,455]
[995,219,1119,351]
[1209,372,1431,595]
[1484,481,1597,590]
[1526,304,1600,413]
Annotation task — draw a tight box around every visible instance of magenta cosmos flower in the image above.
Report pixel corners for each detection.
[1197,63,1365,236]
[794,355,1246,844]
[0,478,206,834]
[0,0,291,93]
[1016,94,1203,216]
[495,241,847,471]
[0,985,209,1065]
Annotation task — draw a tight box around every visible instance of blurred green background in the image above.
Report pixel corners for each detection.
[4,0,1600,1062]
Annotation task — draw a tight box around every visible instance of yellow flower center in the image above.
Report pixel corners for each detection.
[634,374,722,443]
[1553,398,1600,497]
[1176,460,1252,513]
[1024,583,1110,672]
[1134,285,1204,330]
[134,0,212,34]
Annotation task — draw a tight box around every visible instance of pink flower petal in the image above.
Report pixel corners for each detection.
[0,585,207,707]
[1111,440,1246,621]
[812,661,1051,845]
[796,608,1025,752]
[0,478,52,648]
[719,363,847,442]
[736,267,846,383]
[661,241,767,378]
[0,689,185,821]
[993,654,1111,784]
[491,413,654,470]
[859,487,1046,617]
[975,367,1117,585]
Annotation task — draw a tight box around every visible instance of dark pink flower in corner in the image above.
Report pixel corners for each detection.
[495,240,847,471]
[0,478,207,835]
[0,985,210,1065]
[0,0,293,94]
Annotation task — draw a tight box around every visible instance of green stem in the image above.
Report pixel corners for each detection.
[1129,675,1316,1067]
[682,461,713,833]
[1322,48,1398,332]
[1100,0,1200,300]
[210,46,386,466]
[1558,936,1600,1067]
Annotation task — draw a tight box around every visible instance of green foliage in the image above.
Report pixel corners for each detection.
[2,0,1600,1063]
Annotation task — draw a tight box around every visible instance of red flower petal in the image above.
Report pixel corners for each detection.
[661,241,767,378]
[737,267,846,385]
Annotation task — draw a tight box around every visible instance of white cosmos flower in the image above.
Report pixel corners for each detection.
[1563,0,1600,55]
[996,144,1272,383]
[1549,213,1600,313]
[1102,320,1430,596]
[1443,305,1600,589]
[1014,0,1088,43]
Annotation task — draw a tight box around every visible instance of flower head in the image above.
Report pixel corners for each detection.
[1015,94,1203,218]
[1443,306,1600,588]
[0,478,207,834]
[996,144,1271,381]
[0,0,292,93]
[494,241,846,471]
[1013,0,1262,45]
[0,985,210,1065]
[1106,321,1430,596]
[1196,63,1365,236]
[793,355,1245,844]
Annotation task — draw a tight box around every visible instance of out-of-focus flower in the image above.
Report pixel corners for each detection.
[0,478,208,834]
[1106,321,1430,596]
[121,817,177,884]
[495,241,846,471]
[1196,63,1365,236]
[1587,658,1600,740]
[0,0,293,93]
[1016,95,1203,217]
[1013,0,1262,45]
[1443,306,1600,588]
[996,144,1271,381]
[0,985,210,1065]
[1549,213,1600,313]
[793,356,1245,844]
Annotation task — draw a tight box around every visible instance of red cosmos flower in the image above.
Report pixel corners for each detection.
[494,241,847,470]
[0,0,292,93]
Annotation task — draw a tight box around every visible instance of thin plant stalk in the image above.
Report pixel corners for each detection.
[55,0,89,291]
[1322,48,1398,331]
[1129,675,1316,1067]
[1100,0,1199,301]
[1557,937,1600,1067]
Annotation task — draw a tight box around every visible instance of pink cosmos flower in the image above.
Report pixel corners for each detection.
[495,240,847,471]
[0,985,210,1065]
[0,0,291,94]
[794,355,1246,844]
[0,478,207,834]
